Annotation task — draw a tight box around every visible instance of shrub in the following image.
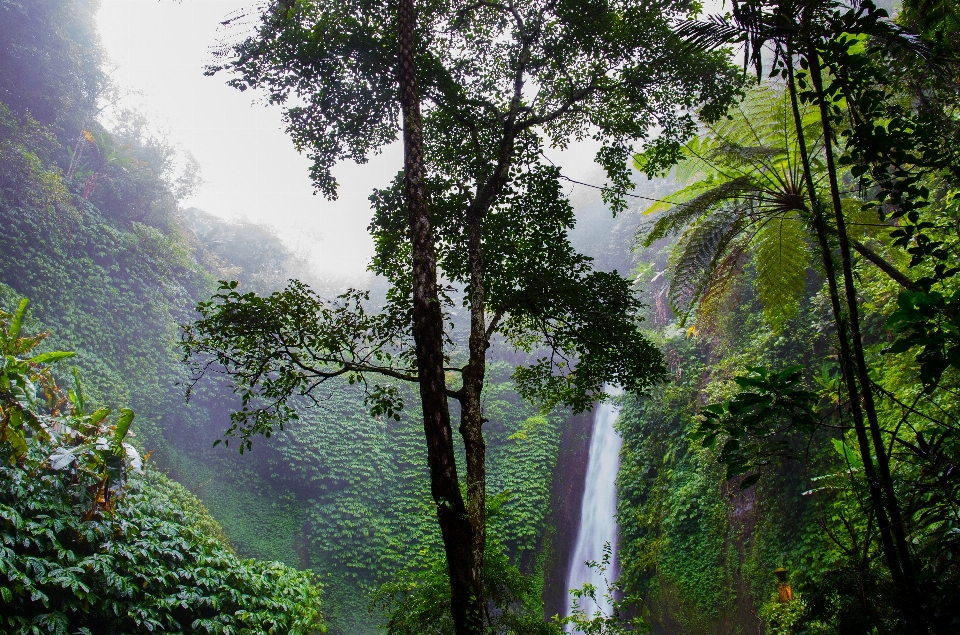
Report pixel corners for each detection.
[0,299,325,634]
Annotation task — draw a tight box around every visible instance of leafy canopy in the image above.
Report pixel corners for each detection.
[214,0,741,207]
[190,0,746,442]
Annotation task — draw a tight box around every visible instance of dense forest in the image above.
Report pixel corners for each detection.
[1,0,959,634]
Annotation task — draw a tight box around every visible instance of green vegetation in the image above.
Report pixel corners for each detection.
[3,0,960,633]
[615,0,960,632]
[195,0,742,630]
[0,0,575,630]
[0,300,324,634]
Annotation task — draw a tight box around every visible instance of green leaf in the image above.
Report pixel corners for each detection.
[831,438,863,470]
[9,299,27,340]
[114,408,135,444]
[27,351,75,365]
[752,213,808,333]
[3,424,27,458]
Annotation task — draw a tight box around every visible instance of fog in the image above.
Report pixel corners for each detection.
[97,0,610,279]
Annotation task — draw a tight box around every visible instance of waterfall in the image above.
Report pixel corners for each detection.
[564,386,623,628]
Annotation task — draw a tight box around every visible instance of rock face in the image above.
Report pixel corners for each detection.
[542,410,594,620]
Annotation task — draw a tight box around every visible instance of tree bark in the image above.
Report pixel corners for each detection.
[396,1,483,632]
[844,234,919,292]
[785,46,906,593]
[806,47,920,611]
[461,203,488,625]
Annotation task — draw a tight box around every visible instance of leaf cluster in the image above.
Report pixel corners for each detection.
[694,365,820,488]
[183,280,417,450]
[634,85,819,331]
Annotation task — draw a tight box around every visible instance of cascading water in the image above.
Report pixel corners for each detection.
[564,386,624,628]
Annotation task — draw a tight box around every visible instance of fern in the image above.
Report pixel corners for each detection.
[752,213,810,332]
[668,207,744,324]
[640,176,754,246]
[696,245,748,334]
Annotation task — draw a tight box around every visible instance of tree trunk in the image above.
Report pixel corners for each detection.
[395,1,483,632]
[461,203,488,625]
[806,46,920,613]
[784,47,906,592]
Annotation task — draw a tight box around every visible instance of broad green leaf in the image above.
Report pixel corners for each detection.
[114,408,135,443]
[831,438,864,470]
[3,426,27,458]
[9,299,27,340]
[27,351,76,365]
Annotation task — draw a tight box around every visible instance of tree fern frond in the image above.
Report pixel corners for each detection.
[696,244,748,335]
[668,207,743,324]
[710,143,784,163]
[752,213,809,332]
[640,177,718,217]
[639,176,753,247]
[672,17,744,54]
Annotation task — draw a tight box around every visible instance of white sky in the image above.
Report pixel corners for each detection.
[97,0,399,278]
[96,0,606,278]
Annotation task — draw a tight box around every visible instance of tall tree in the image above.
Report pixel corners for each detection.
[394,0,478,630]
[189,0,739,631]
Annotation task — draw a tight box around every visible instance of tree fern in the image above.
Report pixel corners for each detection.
[634,83,823,332]
[668,207,744,324]
[752,213,810,332]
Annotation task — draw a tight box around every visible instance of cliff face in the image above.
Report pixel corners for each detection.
[641,486,763,635]
[542,410,595,620]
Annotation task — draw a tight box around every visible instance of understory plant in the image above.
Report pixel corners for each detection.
[0,299,326,635]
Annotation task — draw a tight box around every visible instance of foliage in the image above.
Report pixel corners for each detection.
[757,594,816,635]
[695,366,820,488]
[213,0,740,207]
[0,0,105,131]
[0,93,565,634]
[635,85,825,331]
[560,544,647,635]
[0,300,325,635]
[752,215,810,332]
[886,288,960,391]
[195,1,736,628]
[0,2,577,634]
[184,280,415,450]
[372,518,560,635]
[626,0,960,630]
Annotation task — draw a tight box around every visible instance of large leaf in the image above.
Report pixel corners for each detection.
[668,208,743,323]
[113,408,135,444]
[27,351,76,365]
[8,299,27,341]
[639,176,753,246]
[752,213,809,332]
[49,447,76,470]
